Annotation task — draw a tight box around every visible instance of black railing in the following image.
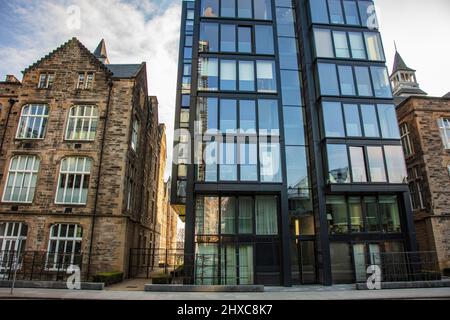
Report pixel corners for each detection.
[0,251,85,282]
[129,249,259,285]
[360,251,441,283]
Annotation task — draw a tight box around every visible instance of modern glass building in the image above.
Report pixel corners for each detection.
[171,0,417,286]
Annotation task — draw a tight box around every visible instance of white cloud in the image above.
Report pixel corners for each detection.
[0,0,181,179]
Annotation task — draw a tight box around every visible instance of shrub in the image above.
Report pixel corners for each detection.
[93,272,124,286]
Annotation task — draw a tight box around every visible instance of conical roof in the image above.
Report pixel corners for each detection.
[94,39,109,64]
[392,51,415,75]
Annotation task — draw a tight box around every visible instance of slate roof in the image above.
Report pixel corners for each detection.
[106,64,144,78]
[93,39,109,64]
[391,51,415,75]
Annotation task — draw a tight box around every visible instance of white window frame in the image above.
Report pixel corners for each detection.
[77,72,94,90]
[438,118,450,149]
[16,104,49,140]
[55,157,92,205]
[0,222,28,274]
[38,73,55,89]
[131,118,140,152]
[65,105,99,141]
[400,123,413,156]
[2,156,40,204]
[46,224,82,271]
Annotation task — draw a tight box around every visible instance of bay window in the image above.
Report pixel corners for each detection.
[323,102,345,137]
[360,104,380,137]
[354,66,372,96]
[338,65,356,95]
[333,31,350,58]
[314,29,334,58]
[343,104,362,137]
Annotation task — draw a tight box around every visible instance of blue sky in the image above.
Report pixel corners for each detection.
[0,0,449,178]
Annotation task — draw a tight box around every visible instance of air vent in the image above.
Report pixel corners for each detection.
[74,144,82,149]
[64,207,73,214]
[11,206,19,212]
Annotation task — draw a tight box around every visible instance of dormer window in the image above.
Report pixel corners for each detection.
[38,73,55,89]
[77,72,94,90]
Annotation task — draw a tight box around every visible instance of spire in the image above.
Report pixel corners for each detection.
[94,39,109,64]
[391,51,415,75]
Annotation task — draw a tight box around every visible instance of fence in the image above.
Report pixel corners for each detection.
[0,250,85,282]
[361,251,441,283]
[129,248,257,285]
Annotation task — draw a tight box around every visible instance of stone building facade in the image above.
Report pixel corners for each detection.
[0,38,161,279]
[396,96,450,271]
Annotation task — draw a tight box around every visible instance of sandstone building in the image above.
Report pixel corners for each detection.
[392,51,450,272]
[0,38,163,279]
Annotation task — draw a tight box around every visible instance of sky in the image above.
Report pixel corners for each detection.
[0,0,449,180]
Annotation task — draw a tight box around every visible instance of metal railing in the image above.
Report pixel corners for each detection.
[0,250,85,282]
[360,251,441,283]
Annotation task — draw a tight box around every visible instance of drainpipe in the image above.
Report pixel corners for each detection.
[0,98,17,156]
[86,79,113,280]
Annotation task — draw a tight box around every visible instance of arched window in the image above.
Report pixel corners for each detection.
[65,105,99,141]
[2,155,40,203]
[16,104,49,139]
[0,222,28,273]
[55,157,92,205]
[46,224,82,270]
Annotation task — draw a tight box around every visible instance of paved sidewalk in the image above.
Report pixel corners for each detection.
[1,286,450,300]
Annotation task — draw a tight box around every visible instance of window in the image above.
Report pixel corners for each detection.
[255,25,274,55]
[240,141,258,181]
[278,37,298,70]
[202,0,219,17]
[196,196,219,235]
[238,0,252,18]
[379,196,401,233]
[239,100,256,133]
[220,25,236,52]
[330,243,353,283]
[256,60,277,93]
[221,0,235,17]
[400,123,413,156]
[364,196,381,232]
[284,107,305,145]
[220,60,237,90]
[338,65,355,95]
[333,31,350,58]
[384,145,407,183]
[343,104,362,137]
[185,35,193,47]
[47,224,82,270]
[349,147,367,183]
[359,1,377,28]
[239,61,255,91]
[238,26,252,53]
[354,66,372,96]
[360,104,380,137]
[3,156,40,203]
[310,0,329,24]
[220,99,237,133]
[197,97,218,134]
[239,197,253,234]
[318,63,339,96]
[259,142,282,183]
[327,144,350,184]
[221,197,236,234]
[198,58,219,91]
[343,0,360,25]
[438,118,450,149]
[276,7,295,37]
[323,102,345,137]
[255,196,278,235]
[253,0,272,20]
[286,146,308,189]
[314,29,333,58]
[258,99,279,135]
[181,95,190,108]
[0,222,28,253]
[378,104,400,139]
[349,197,364,232]
[131,118,139,151]
[38,73,55,89]
[16,104,49,140]
[280,70,301,105]
[365,33,385,61]
[200,23,219,52]
[65,105,99,141]
[367,146,386,182]
[326,196,348,234]
[349,32,366,59]
[370,67,392,98]
[55,157,92,205]
[77,72,94,90]
[220,142,237,181]
[328,0,344,24]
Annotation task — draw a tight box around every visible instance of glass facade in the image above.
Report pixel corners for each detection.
[172,0,414,287]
